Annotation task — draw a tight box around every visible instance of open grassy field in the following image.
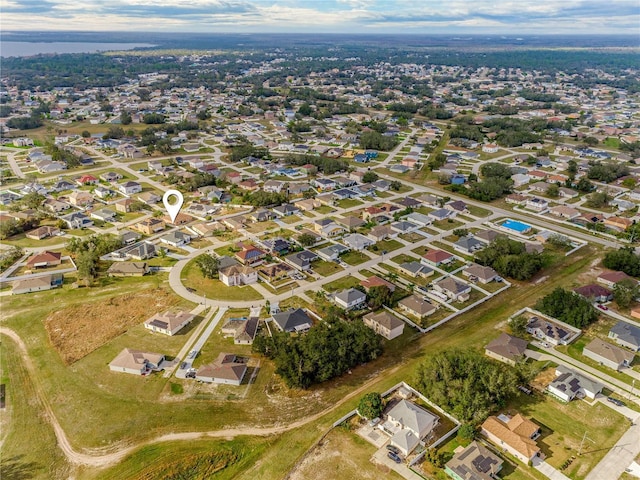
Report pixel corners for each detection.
[311,259,343,277]
[340,250,370,266]
[3,244,624,480]
[181,257,263,301]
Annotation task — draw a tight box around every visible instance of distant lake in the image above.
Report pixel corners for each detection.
[0,41,156,57]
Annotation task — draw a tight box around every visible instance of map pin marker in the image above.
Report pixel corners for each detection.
[162,189,184,223]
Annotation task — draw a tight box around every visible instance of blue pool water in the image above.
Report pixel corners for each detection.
[501,219,532,233]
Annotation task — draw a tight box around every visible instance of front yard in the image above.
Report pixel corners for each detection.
[181,257,263,301]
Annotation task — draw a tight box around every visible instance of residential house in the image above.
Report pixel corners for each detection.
[272,308,313,333]
[43,198,71,213]
[485,333,528,366]
[505,193,528,206]
[547,365,603,401]
[444,441,503,480]
[475,230,505,245]
[429,208,454,221]
[25,226,60,240]
[26,251,62,269]
[573,284,613,303]
[608,321,640,351]
[462,264,499,284]
[100,171,123,182]
[109,348,164,375]
[12,273,63,295]
[422,249,454,267]
[219,264,258,287]
[316,243,349,262]
[113,241,157,261]
[398,261,433,279]
[163,212,193,226]
[360,275,396,293]
[294,198,321,212]
[604,216,632,232]
[190,222,225,237]
[583,338,635,371]
[90,208,117,222]
[133,218,165,235]
[260,238,291,256]
[369,224,393,242]
[597,271,632,288]
[312,178,336,191]
[107,262,149,277]
[398,295,437,319]
[119,229,141,245]
[381,400,439,456]
[159,231,191,248]
[221,316,259,345]
[343,233,374,251]
[68,190,94,207]
[406,212,432,226]
[284,250,318,271]
[60,212,93,229]
[137,191,161,204]
[481,414,541,464]
[453,236,485,255]
[434,277,471,302]
[263,179,287,193]
[144,311,195,336]
[196,353,247,386]
[549,205,581,220]
[313,218,347,238]
[336,215,366,231]
[363,311,405,340]
[258,263,294,283]
[76,174,98,186]
[524,197,549,212]
[526,315,578,345]
[273,203,300,217]
[334,288,367,310]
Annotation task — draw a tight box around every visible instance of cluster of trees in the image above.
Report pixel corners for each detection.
[44,142,81,168]
[613,279,640,309]
[195,254,220,279]
[603,248,640,277]
[167,172,218,192]
[243,190,288,207]
[359,131,399,151]
[6,115,43,130]
[586,161,629,183]
[414,349,521,423]
[286,154,348,175]
[229,142,270,163]
[142,113,166,124]
[357,392,384,419]
[252,315,382,389]
[0,217,39,240]
[475,237,544,281]
[67,234,124,284]
[454,162,514,202]
[0,246,24,272]
[483,117,545,147]
[535,288,598,328]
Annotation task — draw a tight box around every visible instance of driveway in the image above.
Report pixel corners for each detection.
[532,456,571,480]
[371,447,424,480]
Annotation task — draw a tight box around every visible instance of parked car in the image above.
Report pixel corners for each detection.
[188,350,197,359]
[607,397,625,407]
[597,304,609,311]
[180,362,187,369]
[369,417,380,427]
[387,452,401,464]
[386,444,400,454]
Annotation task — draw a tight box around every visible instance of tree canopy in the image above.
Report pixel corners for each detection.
[603,248,640,277]
[535,288,598,328]
[475,237,544,280]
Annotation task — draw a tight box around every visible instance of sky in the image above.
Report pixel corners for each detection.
[2,0,640,34]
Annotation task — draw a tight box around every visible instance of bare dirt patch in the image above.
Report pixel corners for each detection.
[44,287,181,364]
[531,366,557,392]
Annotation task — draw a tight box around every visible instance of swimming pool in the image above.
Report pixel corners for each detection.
[501,219,532,233]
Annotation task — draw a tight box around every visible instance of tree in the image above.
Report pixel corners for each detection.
[546,183,560,198]
[509,315,528,338]
[120,111,132,125]
[389,181,402,191]
[367,285,391,310]
[362,171,379,183]
[81,130,91,138]
[535,288,598,328]
[603,248,640,277]
[457,423,477,442]
[297,233,317,247]
[76,250,98,285]
[195,254,219,279]
[613,279,640,309]
[358,392,383,419]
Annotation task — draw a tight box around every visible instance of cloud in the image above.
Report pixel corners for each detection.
[1,0,638,33]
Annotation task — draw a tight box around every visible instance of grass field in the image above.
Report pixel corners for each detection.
[340,251,370,266]
[3,244,624,480]
[181,257,263,301]
[312,259,343,277]
[322,276,361,292]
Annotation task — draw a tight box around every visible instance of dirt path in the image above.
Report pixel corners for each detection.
[0,326,400,469]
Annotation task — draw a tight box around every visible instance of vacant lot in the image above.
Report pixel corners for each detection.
[44,287,181,364]
[288,426,403,480]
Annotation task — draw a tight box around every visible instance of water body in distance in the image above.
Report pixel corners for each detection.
[0,42,156,58]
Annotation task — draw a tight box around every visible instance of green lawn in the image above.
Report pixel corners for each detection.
[315,205,335,215]
[340,251,370,266]
[372,238,403,253]
[390,253,419,265]
[336,198,363,209]
[322,276,361,292]
[1,244,612,480]
[2,232,67,248]
[181,257,263,301]
[312,259,344,277]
